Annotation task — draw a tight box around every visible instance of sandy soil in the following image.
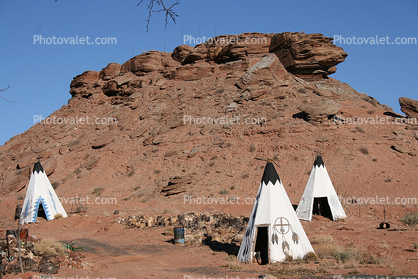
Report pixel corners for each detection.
[1,199,417,279]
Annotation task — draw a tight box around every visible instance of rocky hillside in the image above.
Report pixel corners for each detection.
[0,32,417,214]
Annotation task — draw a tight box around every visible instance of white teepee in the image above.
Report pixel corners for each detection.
[296,154,346,221]
[20,161,68,224]
[237,161,314,264]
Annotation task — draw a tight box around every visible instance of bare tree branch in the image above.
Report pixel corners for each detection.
[54,1,180,32]
[137,0,180,32]
[0,85,17,103]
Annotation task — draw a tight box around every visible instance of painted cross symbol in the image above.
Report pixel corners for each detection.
[274,217,290,235]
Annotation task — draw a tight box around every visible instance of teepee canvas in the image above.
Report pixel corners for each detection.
[20,161,68,224]
[237,161,314,264]
[296,155,346,221]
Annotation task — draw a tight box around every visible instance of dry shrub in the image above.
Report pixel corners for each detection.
[314,243,337,259]
[54,213,63,220]
[333,246,361,263]
[401,213,418,229]
[312,234,334,245]
[359,146,369,155]
[225,255,242,270]
[355,126,365,133]
[33,238,66,257]
[303,251,319,262]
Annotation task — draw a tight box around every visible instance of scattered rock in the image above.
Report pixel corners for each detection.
[413,130,418,140]
[129,125,148,139]
[92,133,115,149]
[225,102,239,113]
[161,176,194,196]
[81,157,100,170]
[391,144,416,156]
[188,147,199,158]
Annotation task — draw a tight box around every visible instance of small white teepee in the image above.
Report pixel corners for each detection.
[20,161,68,224]
[296,154,346,221]
[237,161,314,264]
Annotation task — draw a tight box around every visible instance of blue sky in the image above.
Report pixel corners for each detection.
[0,0,417,145]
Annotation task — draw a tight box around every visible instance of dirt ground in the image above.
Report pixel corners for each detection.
[1,199,418,279]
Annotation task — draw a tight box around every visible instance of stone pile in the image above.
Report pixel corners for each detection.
[0,236,86,275]
[119,212,248,246]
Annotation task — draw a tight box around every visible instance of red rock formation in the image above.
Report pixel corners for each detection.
[270,32,347,80]
[399,97,418,119]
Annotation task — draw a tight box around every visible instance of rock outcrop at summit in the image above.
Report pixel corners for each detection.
[69,32,347,100]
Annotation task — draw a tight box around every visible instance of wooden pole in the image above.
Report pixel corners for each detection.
[6,236,10,260]
[17,225,23,274]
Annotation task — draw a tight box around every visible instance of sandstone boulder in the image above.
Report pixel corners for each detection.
[391,144,416,156]
[270,32,347,79]
[399,97,418,119]
[183,33,271,64]
[69,71,100,98]
[100,63,121,80]
[172,45,193,62]
[121,51,163,75]
[236,54,291,100]
[1,168,30,194]
[92,133,115,149]
[299,99,342,120]
[170,63,212,81]
[42,157,57,176]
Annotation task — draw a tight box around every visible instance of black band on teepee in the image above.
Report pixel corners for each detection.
[261,162,281,185]
[314,155,325,168]
[32,161,44,174]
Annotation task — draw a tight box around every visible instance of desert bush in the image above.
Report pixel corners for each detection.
[355,126,365,133]
[93,187,104,196]
[401,213,418,229]
[67,138,79,147]
[360,253,382,264]
[359,146,369,155]
[314,243,337,259]
[333,246,361,263]
[219,189,228,195]
[33,238,66,257]
[51,182,60,190]
[312,234,334,245]
[285,253,293,261]
[249,144,256,153]
[413,242,418,250]
[54,213,63,220]
[303,252,319,262]
[225,255,242,270]
[382,104,393,112]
